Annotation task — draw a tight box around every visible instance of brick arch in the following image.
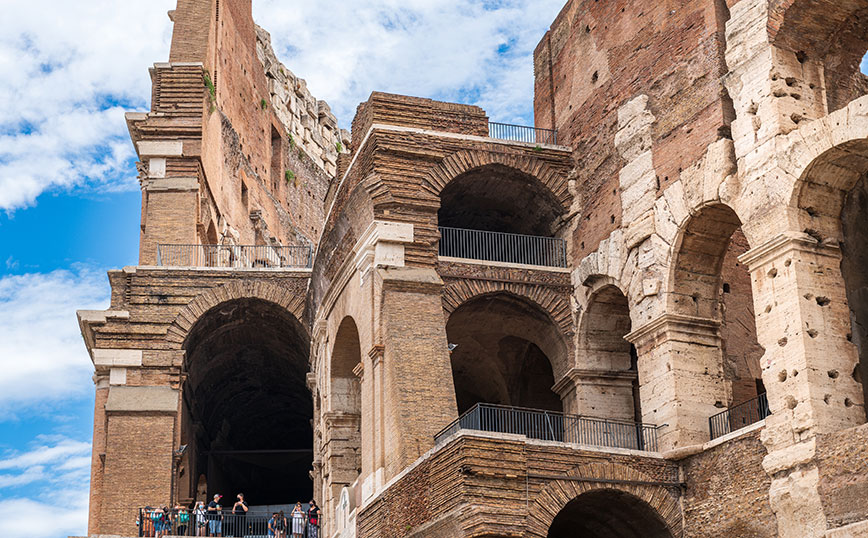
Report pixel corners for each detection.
[526,461,682,537]
[422,148,572,210]
[166,280,308,348]
[441,280,573,340]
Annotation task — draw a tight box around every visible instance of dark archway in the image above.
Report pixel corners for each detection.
[446,293,565,414]
[438,163,563,236]
[547,489,674,538]
[181,298,312,506]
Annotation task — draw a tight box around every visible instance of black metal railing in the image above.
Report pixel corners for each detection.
[709,392,770,440]
[489,121,558,145]
[137,508,317,537]
[435,403,659,452]
[156,244,313,269]
[438,226,567,268]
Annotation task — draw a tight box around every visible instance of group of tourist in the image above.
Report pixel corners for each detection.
[138,493,321,538]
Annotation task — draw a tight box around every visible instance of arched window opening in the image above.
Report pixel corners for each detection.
[181,298,312,506]
[438,164,566,267]
[446,293,565,415]
[672,205,765,433]
[326,317,362,500]
[547,489,674,538]
[579,286,641,423]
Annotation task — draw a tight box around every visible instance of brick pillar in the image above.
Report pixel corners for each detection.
[627,315,728,451]
[740,232,865,537]
[378,267,458,479]
[87,377,109,535]
[98,386,179,536]
[136,140,200,266]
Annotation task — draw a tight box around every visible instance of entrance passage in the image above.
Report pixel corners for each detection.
[447,293,564,414]
[548,490,673,538]
[182,298,312,505]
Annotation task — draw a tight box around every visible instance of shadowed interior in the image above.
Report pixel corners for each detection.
[182,298,312,505]
[447,293,565,414]
[438,163,563,236]
[547,489,673,538]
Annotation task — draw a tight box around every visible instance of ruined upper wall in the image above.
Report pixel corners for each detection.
[134,0,349,262]
[534,0,734,257]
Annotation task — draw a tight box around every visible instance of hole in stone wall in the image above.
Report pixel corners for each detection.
[548,489,673,538]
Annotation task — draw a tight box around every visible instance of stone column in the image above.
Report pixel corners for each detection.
[740,232,865,537]
[626,315,728,451]
[555,369,637,421]
[87,375,109,536]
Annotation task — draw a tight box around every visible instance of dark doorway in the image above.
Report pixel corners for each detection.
[548,489,673,538]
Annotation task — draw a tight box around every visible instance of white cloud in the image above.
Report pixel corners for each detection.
[0,1,564,210]
[0,0,175,211]
[254,0,565,125]
[0,437,91,538]
[0,268,109,418]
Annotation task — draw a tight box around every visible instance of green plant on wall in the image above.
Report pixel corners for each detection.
[203,71,217,112]
[260,98,268,111]
[335,141,343,153]
[288,133,296,148]
[533,144,542,152]
[285,169,297,187]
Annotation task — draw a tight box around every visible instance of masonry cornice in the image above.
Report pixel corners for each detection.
[625,313,720,346]
[738,231,841,269]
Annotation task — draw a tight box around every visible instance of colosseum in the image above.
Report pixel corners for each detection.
[77,0,868,536]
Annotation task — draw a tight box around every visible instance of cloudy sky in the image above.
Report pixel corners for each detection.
[0,1,566,536]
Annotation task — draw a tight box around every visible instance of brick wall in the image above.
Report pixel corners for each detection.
[534,0,734,257]
[681,430,777,537]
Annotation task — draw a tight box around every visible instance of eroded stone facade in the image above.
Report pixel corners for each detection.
[78,0,868,537]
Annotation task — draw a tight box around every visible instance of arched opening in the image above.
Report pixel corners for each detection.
[798,142,868,416]
[547,489,673,538]
[437,164,566,266]
[446,293,565,414]
[181,298,312,506]
[578,286,641,422]
[772,2,868,114]
[671,204,765,426]
[324,316,362,516]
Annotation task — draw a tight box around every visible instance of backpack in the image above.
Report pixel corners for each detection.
[179,511,189,524]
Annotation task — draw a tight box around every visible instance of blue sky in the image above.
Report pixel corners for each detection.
[0,1,567,536]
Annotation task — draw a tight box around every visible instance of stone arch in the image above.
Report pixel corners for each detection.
[445,291,570,413]
[791,135,868,415]
[526,461,682,537]
[167,280,307,348]
[770,0,868,113]
[666,202,764,408]
[422,148,572,210]
[575,284,641,422]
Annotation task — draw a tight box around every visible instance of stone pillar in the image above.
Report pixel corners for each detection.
[740,233,865,538]
[378,267,458,479]
[555,369,637,421]
[99,385,179,536]
[626,315,728,451]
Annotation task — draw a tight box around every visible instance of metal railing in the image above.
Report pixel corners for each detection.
[439,226,567,268]
[489,121,558,145]
[435,403,659,452]
[709,392,770,440]
[157,244,313,269]
[137,508,317,537]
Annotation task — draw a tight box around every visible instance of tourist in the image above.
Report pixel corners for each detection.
[176,505,190,536]
[290,502,305,538]
[228,493,248,536]
[306,500,321,538]
[207,494,223,537]
[276,510,288,538]
[194,501,207,536]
